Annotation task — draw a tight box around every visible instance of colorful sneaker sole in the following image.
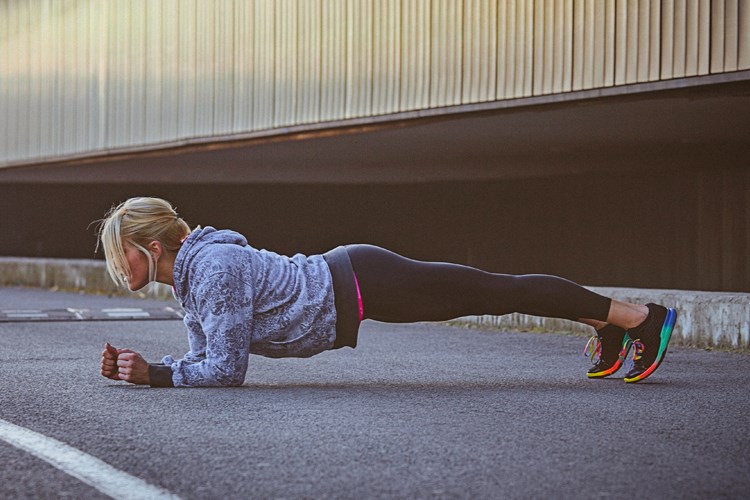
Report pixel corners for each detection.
[587,358,624,378]
[587,337,632,378]
[624,308,677,383]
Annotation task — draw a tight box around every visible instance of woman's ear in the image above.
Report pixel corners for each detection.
[148,240,163,258]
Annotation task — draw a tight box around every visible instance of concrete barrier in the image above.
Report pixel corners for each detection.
[1,257,747,350]
[0,257,173,300]
[455,286,749,350]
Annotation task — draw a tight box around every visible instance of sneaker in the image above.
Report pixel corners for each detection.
[584,324,631,378]
[624,303,677,383]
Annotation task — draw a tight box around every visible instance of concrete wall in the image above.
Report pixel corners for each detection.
[0,256,747,351]
[458,286,750,351]
[0,257,172,300]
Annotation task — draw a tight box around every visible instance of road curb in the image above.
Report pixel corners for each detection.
[1,257,747,350]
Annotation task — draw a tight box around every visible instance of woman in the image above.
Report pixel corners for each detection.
[98,197,676,387]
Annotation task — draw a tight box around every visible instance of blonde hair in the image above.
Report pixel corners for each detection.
[96,197,191,287]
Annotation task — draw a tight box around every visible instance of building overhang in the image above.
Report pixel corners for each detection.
[1,72,748,185]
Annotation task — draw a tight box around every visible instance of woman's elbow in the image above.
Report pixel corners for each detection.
[213,366,246,387]
[221,377,245,387]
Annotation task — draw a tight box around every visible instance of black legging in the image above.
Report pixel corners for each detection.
[345,244,611,324]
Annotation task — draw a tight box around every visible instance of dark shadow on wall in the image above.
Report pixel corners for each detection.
[0,165,747,292]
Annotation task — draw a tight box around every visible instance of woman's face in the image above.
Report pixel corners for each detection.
[123,241,151,291]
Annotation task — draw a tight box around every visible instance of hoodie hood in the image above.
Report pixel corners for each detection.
[173,226,248,302]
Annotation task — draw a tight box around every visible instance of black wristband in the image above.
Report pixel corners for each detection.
[148,363,175,388]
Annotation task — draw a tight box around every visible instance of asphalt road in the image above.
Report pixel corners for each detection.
[0,287,748,499]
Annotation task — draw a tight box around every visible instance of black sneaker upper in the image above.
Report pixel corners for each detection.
[625,303,668,375]
[587,323,627,373]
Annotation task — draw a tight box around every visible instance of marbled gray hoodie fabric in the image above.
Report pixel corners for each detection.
[164,226,338,387]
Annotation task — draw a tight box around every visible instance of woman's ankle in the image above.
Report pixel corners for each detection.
[608,301,649,330]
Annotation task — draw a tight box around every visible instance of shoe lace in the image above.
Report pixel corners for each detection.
[584,335,602,363]
[630,339,645,365]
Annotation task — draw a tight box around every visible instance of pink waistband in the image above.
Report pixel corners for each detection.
[353,271,364,322]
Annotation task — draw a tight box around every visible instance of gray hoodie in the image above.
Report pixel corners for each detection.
[158,226,338,387]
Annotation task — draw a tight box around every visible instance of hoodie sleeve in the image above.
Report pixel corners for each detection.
[168,271,254,387]
[149,312,207,387]
[181,312,208,363]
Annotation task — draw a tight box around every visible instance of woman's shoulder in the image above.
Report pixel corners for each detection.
[191,240,253,271]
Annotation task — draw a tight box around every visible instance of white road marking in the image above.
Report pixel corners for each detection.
[0,418,181,500]
[66,308,86,320]
[0,307,183,322]
[102,308,151,319]
[164,307,185,319]
[5,312,49,318]
[106,312,151,318]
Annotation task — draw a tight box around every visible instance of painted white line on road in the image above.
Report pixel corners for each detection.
[106,312,151,318]
[66,308,86,320]
[0,418,180,500]
[5,313,49,319]
[164,307,184,319]
[102,308,151,319]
